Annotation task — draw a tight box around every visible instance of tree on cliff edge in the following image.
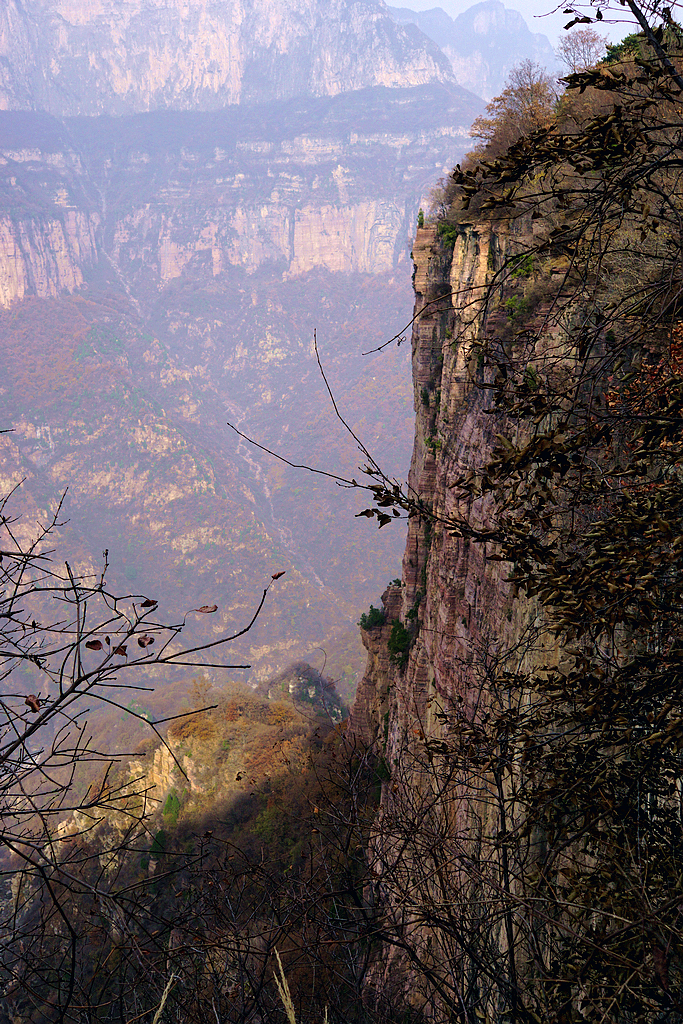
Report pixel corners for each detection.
[467,59,557,161]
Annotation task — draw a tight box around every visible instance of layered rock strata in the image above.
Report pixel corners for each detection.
[355,223,539,744]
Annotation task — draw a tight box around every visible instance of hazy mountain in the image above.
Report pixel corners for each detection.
[0,0,457,115]
[0,80,482,698]
[388,1,560,97]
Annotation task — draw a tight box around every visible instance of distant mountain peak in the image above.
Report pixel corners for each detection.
[387,1,560,98]
[467,1,527,33]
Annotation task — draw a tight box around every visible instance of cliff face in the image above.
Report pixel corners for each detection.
[0,0,456,115]
[0,209,99,307]
[351,222,557,1013]
[0,87,479,307]
[355,223,536,744]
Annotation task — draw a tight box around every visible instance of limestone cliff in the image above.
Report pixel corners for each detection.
[354,222,539,745]
[0,209,99,306]
[0,88,480,308]
[350,221,554,1015]
[0,0,457,115]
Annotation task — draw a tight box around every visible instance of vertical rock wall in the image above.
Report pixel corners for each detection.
[351,221,554,1013]
[355,221,535,744]
[0,211,99,306]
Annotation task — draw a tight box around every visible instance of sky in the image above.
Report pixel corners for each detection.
[394,0,642,46]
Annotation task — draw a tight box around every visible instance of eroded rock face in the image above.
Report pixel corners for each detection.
[353,215,558,733]
[0,86,480,308]
[0,0,456,115]
[0,211,99,307]
[352,224,525,746]
[350,221,567,1016]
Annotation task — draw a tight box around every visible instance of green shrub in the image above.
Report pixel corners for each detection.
[254,807,284,844]
[437,221,458,248]
[388,620,411,668]
[523,365,540,391]
[505,295,530,320]
[149,829,167,857]
[162,789,180,826]
[510,253,534,278]
[359,605,385,630]
[605,32,642,62]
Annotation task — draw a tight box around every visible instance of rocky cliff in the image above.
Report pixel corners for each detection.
[0,0,456,114]
[350,219,558,1015]
[0,88,477,305]
[353,222,531,742]
[349,59,683,1009]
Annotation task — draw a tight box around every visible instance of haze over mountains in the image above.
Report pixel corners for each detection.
[0,0,555,700]
[0,0,458,113]
[388,1,559,97]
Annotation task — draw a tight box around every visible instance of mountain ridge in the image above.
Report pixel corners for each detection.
[388,0,559,97]
[0,0,458,114]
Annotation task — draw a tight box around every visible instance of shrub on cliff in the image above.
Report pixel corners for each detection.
[358,604,385,630]
[387,619,411,668]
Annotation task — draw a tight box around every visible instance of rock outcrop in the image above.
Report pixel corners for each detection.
[0,210,99,307]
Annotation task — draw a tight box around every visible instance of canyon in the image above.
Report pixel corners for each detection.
[0,9,483,695]
[3,0,679,1017]
[0,0,558,696]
